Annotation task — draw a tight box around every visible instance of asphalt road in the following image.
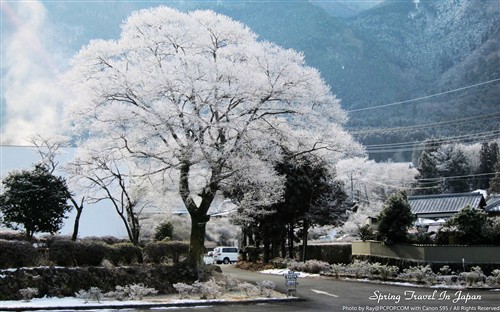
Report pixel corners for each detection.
[219,265,500,311]
[134,264,499,312]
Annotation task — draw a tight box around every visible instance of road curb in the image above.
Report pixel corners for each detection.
[0,297,306,311]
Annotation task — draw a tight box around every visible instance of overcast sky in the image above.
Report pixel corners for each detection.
[1,1,70,146]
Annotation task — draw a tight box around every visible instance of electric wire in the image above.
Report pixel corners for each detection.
[349,112,500,135]
[347,78,500,113]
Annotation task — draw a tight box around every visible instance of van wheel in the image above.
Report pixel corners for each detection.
[223,258,230,264]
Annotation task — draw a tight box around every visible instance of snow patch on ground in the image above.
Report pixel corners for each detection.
[0,296,150,309]
[260,268,319,278]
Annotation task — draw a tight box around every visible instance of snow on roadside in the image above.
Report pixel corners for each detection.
[0,296,152,309]
[259,270,500,292]
[260,268,319,278]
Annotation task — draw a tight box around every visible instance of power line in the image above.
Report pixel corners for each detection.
[365,129,500,148]
[349,112,500,135]
[347,78,500,113]
[364,133,500,154]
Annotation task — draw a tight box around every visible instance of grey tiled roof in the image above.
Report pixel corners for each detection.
[485,195,500,213]
[408,193,486,216]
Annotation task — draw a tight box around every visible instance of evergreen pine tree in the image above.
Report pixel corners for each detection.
[477,142,499,190]
[377,191,415,244]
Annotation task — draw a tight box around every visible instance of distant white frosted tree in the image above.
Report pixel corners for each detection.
[65,7,361,268]
[336,157,418,233]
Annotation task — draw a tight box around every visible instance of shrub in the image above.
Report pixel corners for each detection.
[154,221,174,241]
[192,279,222,299]
[369,262,399,280]
[302,260,331,274]
[19,288,38,301]
[401,265,435,284]
[165,241,189,263]
[407,229,433,244]
[106,284,158,301]
[49,240,116,266]
[257,280,276,297]
[143,241,189,264]
[237,282,259,298]
[0,231,29,241]
[216,275,240,292]
[173,282,194,299]
[460,266,486,286]
[481,217,500,245]
[75,287,103,303]
[270,257,289,269]
[74,241,113,266]
[288,260,304,272]
[346,260,370,278]
[330,263,346,278]
[110,243,143,265]
[0,239,39,268]
[81,236,126,245]
[143,242,168,263]
[303,244,351,264]
[439,206,490,245]
[377,191,415,244]
[359,224,376,241]
[439,265,452,275]
[486,269,500,286]
[48,239,77,266]
[235,261,273,271]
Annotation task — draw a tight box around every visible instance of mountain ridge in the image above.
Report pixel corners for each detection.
[32,1,500,160]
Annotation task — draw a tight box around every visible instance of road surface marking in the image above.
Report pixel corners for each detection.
[311,289,338,297]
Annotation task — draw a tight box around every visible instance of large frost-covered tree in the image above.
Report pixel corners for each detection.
[65,7,361,267]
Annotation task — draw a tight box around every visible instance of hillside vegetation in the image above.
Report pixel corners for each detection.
[43,0,499,161]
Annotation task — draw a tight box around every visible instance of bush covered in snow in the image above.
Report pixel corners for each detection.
[75,287,103,303]
[302,260,331,274]
[18,287,38,302]
[105,284,158,301]
[257,280,276,297]
[321,260,500,288]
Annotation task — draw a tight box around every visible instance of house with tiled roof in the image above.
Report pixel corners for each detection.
[408,192,487,219]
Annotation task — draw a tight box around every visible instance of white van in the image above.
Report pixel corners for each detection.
[212,246,239,264]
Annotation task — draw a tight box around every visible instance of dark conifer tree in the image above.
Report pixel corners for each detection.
[0,164,72,240]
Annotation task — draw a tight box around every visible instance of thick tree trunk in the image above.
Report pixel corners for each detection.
[179,158,217,274]
[186,210,210,267]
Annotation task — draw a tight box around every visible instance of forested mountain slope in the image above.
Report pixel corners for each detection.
[43,0,499,161]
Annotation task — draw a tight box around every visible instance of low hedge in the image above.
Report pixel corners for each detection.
[110,243,143,265]
[48,240,114,266]
[143,241,189,264]
[302,244,352,264]
[0,264,209,300]
[0,240,39,269]
[2,236,189,268]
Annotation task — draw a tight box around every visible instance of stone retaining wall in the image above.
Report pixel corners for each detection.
[0,264,214,300]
